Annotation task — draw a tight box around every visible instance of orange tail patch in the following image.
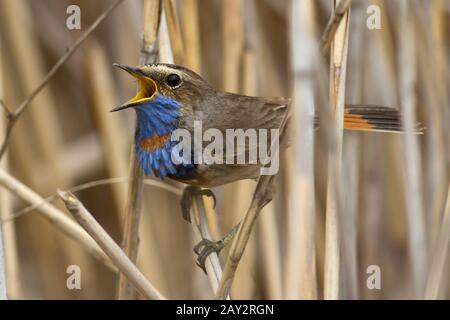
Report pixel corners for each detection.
[343,105,422,133]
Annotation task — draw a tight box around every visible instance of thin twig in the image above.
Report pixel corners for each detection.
[319,0,352,54]
[2,177,181,223]
[0,168,117,272]
[0,0,125,158]
[0,99,11,117]
[57,190,166,300]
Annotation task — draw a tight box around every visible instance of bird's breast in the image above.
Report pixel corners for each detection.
[138,134,170,152]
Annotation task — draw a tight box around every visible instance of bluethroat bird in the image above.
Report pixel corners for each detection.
[111,63,415,270]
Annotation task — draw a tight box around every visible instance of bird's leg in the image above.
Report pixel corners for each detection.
[194,222,241,272]
[180,185,216,222]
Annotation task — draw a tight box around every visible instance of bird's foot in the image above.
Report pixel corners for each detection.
[180,186,216,223]
[193,223,241,273]
[193,238,225,272]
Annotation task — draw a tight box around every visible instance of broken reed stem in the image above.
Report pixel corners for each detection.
[117,0,161,300]
[319,0,352,54]
[0,168,117,272]
[424,184,450,299]
[57,190,166,300]
[323,0,350,300]
[0,0,125,159]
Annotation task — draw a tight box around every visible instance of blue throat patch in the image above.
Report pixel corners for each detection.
[134,93,195,179]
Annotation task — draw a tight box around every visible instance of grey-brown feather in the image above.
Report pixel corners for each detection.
[139,63,289,186]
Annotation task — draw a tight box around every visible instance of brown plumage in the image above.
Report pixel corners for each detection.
[113,63,420,187]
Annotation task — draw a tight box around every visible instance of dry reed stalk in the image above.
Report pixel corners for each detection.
[360,0,400,298]
[244,46,282,299]
[31,3,81,79]
[284,0,318,300]
[0,168,117,272]
[216,174,278,299]
[398,0,427,298]
[181,0,201,73]
[340,2,365,299]
[163,0,185,65]
[58,190,166,300]
[0,52,5,297]
[161,3,226,297]
[0,225,5,299]
[216,104,290,299]
[220,0,258,299]
[221,0,243,92]
[424,184,450,299]
[117,0,161,300]
[190,195,224,294]
[251,3,285,299]
[87,42,129,221]
[60,134,103,182]
[220,0,244,250]
[161,0,226,295]
[0,37,21,299]
[228,70,257,299]
[252,1,285,96]
[5,177,182,223]
[0,0,125,158]
[0,0,69,190]
[319,0,352,54]
[413,1,448,250]
[225,3,260,298]
[0,38,7,300]
[258,203,283,299]
[180,0,222,295]
[323,0,350,300]
[216,1,293,298]
[1,0,97,296]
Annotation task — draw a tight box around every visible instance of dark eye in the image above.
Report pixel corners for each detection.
[166,73,181,87]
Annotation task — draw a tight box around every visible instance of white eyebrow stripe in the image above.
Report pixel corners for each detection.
[154,65,184,78]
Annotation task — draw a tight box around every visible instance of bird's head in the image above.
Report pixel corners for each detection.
[110,63,208,113]
[110,63,208,177]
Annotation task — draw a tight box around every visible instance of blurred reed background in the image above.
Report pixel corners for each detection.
[0,0,449,300]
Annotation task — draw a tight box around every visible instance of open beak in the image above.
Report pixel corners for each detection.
[110,63,158,112]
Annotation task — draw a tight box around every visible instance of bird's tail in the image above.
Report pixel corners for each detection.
[342,104,423,133]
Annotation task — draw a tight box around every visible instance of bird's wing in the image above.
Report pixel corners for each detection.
[207,92,290,131]
[199,92,290,164]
